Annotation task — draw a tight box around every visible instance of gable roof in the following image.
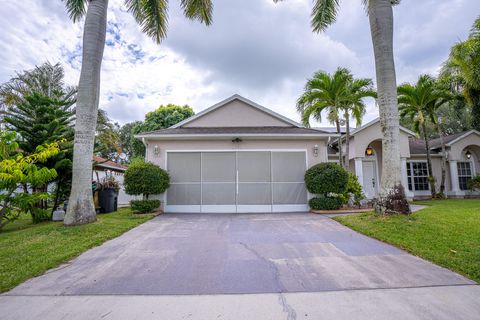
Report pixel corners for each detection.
[170,94,302,128]
[443,130,480,147]
[350,118,417,137]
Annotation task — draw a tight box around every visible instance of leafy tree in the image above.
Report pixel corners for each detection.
[398,75,451,197]
[275,0,409,214]
[62,0,213,226]
[118,121,142,160]
[3,92,74,210]
[0,130,60,229]
[95,109,122,160]
[125,104,194,159]
[442,16,480,131]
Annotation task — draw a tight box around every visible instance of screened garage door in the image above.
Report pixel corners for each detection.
[166,151,308,213]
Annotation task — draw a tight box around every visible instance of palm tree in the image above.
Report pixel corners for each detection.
[442,16,480,131]
[343,78,376,170]
[62,0,213,225]
[297,68,351,167]
[398,75,449,198]
[275,0,408,213]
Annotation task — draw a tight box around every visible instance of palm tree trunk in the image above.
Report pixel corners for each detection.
[344,112,350,171]
[368,0,410,214]
[336,120,343,168]
[64,0,108,226]
[422,122,436,198]
[437,124,447,197]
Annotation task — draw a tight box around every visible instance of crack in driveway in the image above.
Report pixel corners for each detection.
[278,293,297,320]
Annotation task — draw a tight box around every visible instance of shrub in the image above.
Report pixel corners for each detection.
[309,197,344,210]
[124,159,170,199]
[130,200,161,213]
[305,163,349,195]
[344,172,365,205]
[30,208,51,224]
[468,175,480,191]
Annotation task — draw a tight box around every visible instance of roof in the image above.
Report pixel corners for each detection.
[350,118,417,137]
[93,156,127,171]
[170,94,303,128]
[408,130,480,155]
[314,127,347,134]
[136,126,332,139]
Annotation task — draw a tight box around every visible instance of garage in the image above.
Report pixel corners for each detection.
[166,151,308,213]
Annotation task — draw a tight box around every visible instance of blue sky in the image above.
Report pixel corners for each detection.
[0,0,478,126]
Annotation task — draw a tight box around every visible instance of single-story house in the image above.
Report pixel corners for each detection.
[137,94,480,213]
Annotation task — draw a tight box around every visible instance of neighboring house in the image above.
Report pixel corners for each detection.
[93,156,135,207]
[137,94,480,213]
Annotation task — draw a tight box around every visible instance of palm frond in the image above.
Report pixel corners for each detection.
[180,0,213,25]
[311,0,340,33]
[62,0,88,22]
[125,0,169,43]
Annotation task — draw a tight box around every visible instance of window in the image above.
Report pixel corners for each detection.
[406,162,429,191]
[457,162,473,190]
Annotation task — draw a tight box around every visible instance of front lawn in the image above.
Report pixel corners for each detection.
[0,208,154,293]
[334,199,480,283]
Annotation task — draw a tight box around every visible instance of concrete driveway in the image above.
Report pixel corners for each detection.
[5,212,474,295]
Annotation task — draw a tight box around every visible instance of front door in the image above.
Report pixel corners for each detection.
[362,160,377,199]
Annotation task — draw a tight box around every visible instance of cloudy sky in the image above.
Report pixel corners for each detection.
[0,0,478,127]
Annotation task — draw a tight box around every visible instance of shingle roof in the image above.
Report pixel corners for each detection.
[408,131,469,154]
[138,126,330,136]
[93,156,127,171]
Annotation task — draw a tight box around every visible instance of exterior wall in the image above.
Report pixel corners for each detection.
[348,122,411,159]
[183,100,292,128]
[146,139,329,170]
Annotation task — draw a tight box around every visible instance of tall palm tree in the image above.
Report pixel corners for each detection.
[275,0,408,213]
[442,16,480,131]
[297,68,351,167]
[343,78,376,170]
[398,75,448,198]
[62,0,213,226]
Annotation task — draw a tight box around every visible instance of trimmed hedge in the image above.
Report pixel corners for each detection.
[124,159,170,198]
[131,200,160,214]
[305,163,349,195]
[309,197,343,210]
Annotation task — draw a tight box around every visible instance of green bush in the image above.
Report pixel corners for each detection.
[124,159,170,199]
[344,172,365,205]
[309,197,344,210]
[130,200,160,213]
[30,208,51,224]
[305,163,349,195]
[468,175,480,191]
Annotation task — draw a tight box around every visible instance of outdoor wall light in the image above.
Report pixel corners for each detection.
[153,145,160,157]
[365,146,374,156]
[466,150,472,160]
[313,144,319,157]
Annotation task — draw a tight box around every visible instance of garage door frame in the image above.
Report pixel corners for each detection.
[165,149,309,213]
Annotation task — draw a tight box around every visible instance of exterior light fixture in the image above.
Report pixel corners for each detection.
[466,150,472,160]
[232,137,242,143]
[153,145,160,157]
[365,146,374,156]
[313,144,319,157]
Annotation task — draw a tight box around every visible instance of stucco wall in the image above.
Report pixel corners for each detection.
[145,139,328,170]
[348,122,411,159]
[183,100,292,128]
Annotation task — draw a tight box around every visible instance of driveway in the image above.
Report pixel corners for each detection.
[6,212,474,295]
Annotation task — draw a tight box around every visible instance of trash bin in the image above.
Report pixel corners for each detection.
[99,188,118,213]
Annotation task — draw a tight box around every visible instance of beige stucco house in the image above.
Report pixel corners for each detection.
[138,95,480,213]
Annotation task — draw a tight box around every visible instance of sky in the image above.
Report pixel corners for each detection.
[0,0,478,127]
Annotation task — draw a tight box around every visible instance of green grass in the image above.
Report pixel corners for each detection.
[334,199,480,283]
[0,208,154,293]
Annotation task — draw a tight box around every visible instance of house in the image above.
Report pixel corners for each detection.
[93,156,136,207]
[137,94,480,213]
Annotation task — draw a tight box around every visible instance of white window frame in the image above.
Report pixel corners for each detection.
[457,161,474,191]
[406,161,430,192]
